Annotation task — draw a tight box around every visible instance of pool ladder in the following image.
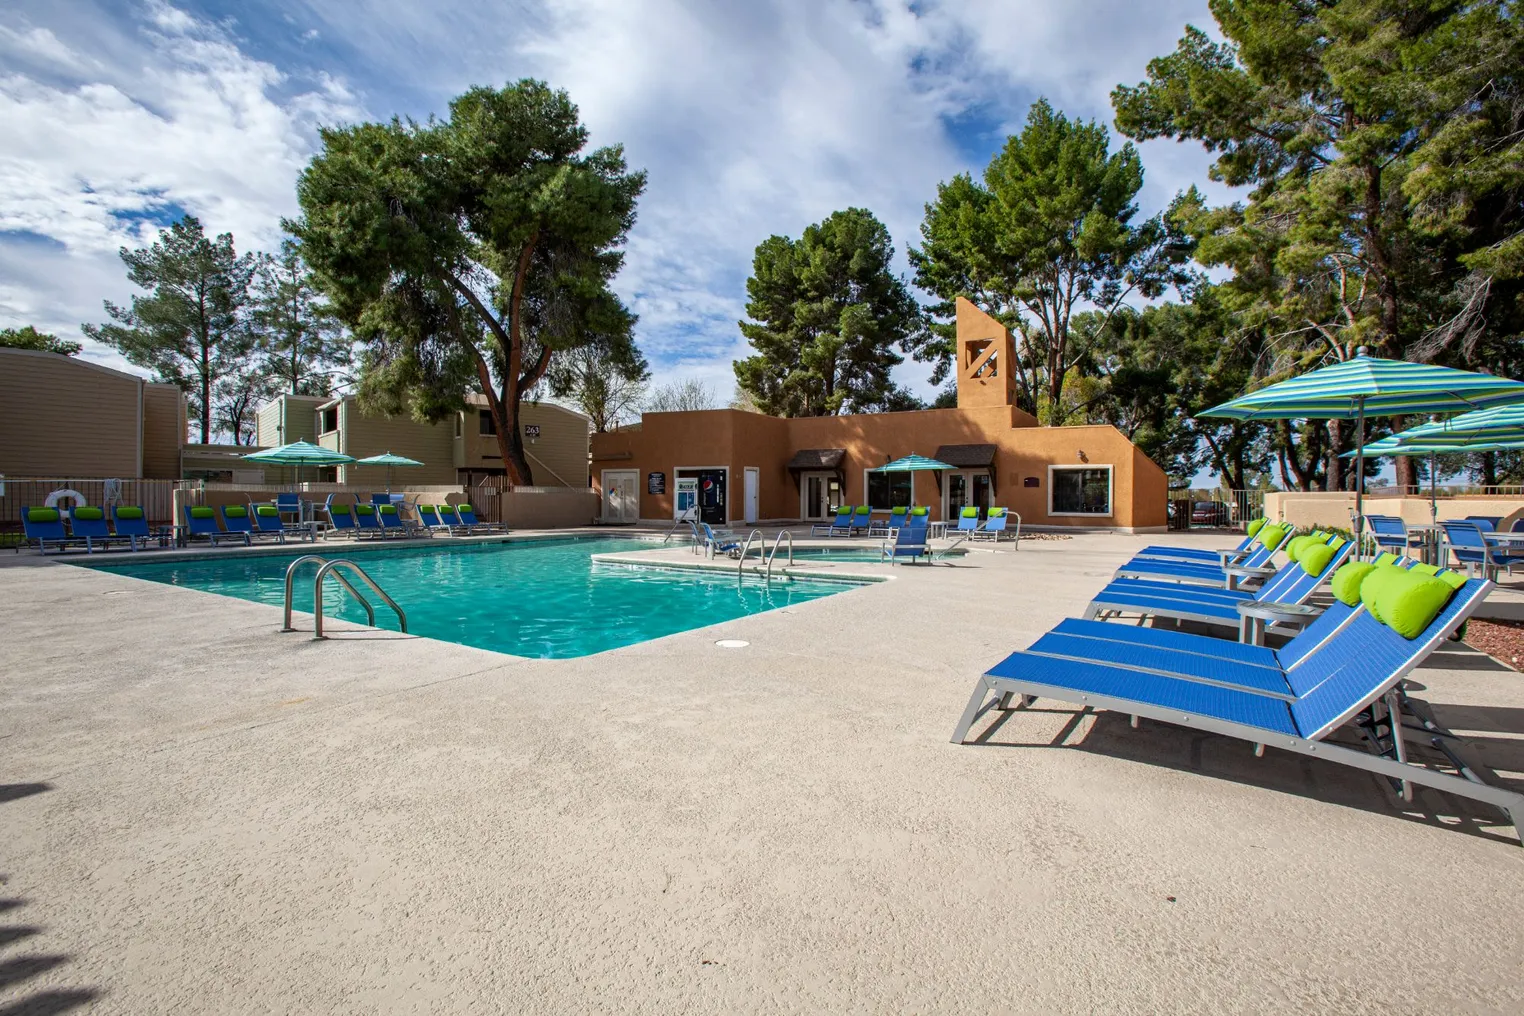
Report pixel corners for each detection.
[281,554,408,639]
[736,529,794,582]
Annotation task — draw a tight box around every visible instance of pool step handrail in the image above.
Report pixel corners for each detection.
[737,529,765,573]
[764,530,793,581]
[282,554,376,631]
[312,559,407,638]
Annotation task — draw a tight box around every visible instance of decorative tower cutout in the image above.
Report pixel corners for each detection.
[954,297,1017,409]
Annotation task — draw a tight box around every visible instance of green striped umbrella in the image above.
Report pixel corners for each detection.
[1200,351,1524,549]
[1346,432,1524,521]
[354,451,424,493]
[1385,404,1524,447]
[242,440,355,486]
[872,454,956,512]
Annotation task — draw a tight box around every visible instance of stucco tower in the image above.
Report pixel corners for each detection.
[953,297,1018,410]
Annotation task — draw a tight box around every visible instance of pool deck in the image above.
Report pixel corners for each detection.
[3,529,1523,1014]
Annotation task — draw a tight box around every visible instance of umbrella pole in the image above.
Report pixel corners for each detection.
[1354,397,1366,560]
[1429,451,1437,522]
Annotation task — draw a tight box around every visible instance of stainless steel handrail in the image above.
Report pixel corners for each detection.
[282,554,376,632]
[737,529,764,573]
[764,529,793,581]
[313,559,407,638]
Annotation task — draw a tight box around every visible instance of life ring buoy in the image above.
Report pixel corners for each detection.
[45,488,88,509]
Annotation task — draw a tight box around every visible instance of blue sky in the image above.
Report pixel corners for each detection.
[0,0,1233,407]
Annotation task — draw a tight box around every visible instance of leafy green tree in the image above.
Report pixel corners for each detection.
[0,325,80,356]
[546,340,649,432]
[291,80,645,485]
[251,239,351,396]
[83,216,258,443]
[909,99,1195,421]
[1112,0,1524,490]
[734,207,924,416]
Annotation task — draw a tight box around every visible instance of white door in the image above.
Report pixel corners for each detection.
[743,467,759,524]
[602,470,639,522]
[800,472,842,521]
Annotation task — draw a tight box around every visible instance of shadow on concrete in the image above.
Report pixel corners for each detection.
[970,703,1522,846]
[0,889,103,1014]
[0,990,100,1015]
[0,786,49,806]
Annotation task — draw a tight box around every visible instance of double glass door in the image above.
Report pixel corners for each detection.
[945,471,992,518]
[802,472,843,520]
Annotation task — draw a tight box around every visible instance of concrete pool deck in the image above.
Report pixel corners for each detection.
[2,530,1522,1013]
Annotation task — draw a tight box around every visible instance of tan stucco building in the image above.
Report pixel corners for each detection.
[0,348,185,480]
[590,299,1169,531]
[256,393,592,488]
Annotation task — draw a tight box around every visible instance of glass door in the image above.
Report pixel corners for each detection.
[946,473,968,518]
[802,473,842,520]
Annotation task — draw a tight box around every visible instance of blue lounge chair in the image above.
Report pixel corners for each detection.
[184,505,248,546]
[352,503,384,538]
[324,499,357,538]
[954,507,981,535]
[952,576,1523,842]
[1132,528,1259,565]
[20,506,81,554]
[68,505,121,553]
[376,503,410,538]
[905,506,929,531]
[1114,523,1303,586]
[456,503,505,533]
[880,523,930,564]
[111,505,155,551]
[700,522,742,558]
[251,504,294,543]
[847,505,873,536]
[812,506,853,537]
[415,504,445,536]
[434,504,472,535]
[1088,538,1357,635]
[1465,515,1501,531]
[971,507,1015,542]
[870,506,909,537]
[219,504,268,543]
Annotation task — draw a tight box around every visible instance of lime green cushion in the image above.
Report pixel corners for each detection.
[379,504,397,515]
[960,507,979,518]
[1298,541,1336,576]
[1255,523,1289,551]
[1372,552,1398,566]
[355,504,375,516]
[116,506,143,520]
[223,505,248,518]
[1438,570,1466,590]
[1376,571,1460,640]
[988,507,1006,518]
[73,507,104,521]
[458,504,473,513]
[854,506,871,515]
[256,505,279,516]
[890,506,907,516]
[1331,562,1377,606]
[910,506,928,516]
[329,503,352,515]
[27,507,60,523]
[1284,535,1310,561]
[1359,564,1409,622]
[1245,518,1266,537]
[1409,562,1440,576]
[189,506,215,519]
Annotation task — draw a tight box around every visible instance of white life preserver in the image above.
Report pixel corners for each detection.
[44,488,88,510]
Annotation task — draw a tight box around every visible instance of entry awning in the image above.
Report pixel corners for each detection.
[787,448,846,470]
[934,443,998,496]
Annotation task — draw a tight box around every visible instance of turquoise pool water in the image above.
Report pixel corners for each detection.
[90,538,858,658]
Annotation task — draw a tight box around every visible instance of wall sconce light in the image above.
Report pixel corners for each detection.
[1078,450,1088,463]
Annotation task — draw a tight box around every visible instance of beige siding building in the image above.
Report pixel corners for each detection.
[0,348,185,479]
[257,393,592,487]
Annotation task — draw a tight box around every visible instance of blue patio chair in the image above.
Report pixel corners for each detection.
[1363,515,1423,557]
[870,506,909,537]
[1465,515,1501,531]
[1442,519,1524,579]
[971,507,1015,542]
[955,507,981,534]
[218,504,266,543]
[700,522,743,558]
[414,504,446,536]
[352,503,385,538]
[275,492,303,522]
[880,522,930,564]
[847,505,873,536]
[456,503,506,533]
[1088,537,1356,636]
[951,575,1523,843]
[811,506,853,537]
[1113,522,1301,587]
[434,504,472,535]
[184,505,248,546]
[904,506,930,531]
[20,506,81,554]
[324,499,357,538]
[67,505,122,553]
[376,503,411,538]
[251,504,294,543]
[110,505,154,551]
[1132,518,1266,565]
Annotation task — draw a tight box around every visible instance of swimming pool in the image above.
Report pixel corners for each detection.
[89,538,860,658]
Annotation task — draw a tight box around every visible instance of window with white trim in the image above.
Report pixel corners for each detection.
[1050,466,1112,516]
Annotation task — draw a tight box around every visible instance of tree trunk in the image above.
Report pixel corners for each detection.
[500,387,534,486]
[1324,419,1343,492]
[1481,451,1497,489]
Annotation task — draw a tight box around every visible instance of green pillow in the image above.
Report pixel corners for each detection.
[329,503,352,515]
[1245,517,1266,537]
[27,507,59,523]
[1409,562,1440,576]
[1298,541,1336,576]
[1376,570,1460,640]
[854,505,871,515]
[890,506,907,516]
[418,505,436,514]
[223,505,248,518]
[1255,523,1289,551]
[1438,570,1466,591]
[1372,552,1398,566]
[1331,562,1377,606]
[960,507,979,518]
[1359,564,1409,622]
[73,507,104,521]
[910,506,928,516]
[988,507,1006,518]
[458,504,473,513]
[116,506,143,520]
[1285,534,1312,562]
[256,505,279,516]
[189,506,215,519]
[355,504,375,516]
[1327,536,1347,552]
[379,504,397,515]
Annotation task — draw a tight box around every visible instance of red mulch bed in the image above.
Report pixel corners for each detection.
[1464,619,1524,673]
